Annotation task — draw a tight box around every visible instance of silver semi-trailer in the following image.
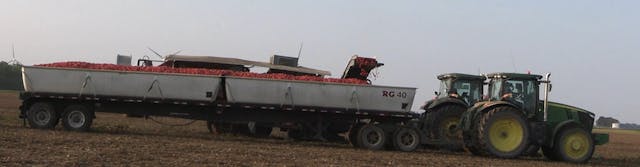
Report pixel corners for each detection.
[19,55,424,151]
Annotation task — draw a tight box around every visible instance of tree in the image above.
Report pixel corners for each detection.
[0,61,23,90]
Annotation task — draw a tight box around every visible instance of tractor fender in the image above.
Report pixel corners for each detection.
[547,120,583,147]
[421,99,435,111]
[427,97,467,110]
[474,101,521,115]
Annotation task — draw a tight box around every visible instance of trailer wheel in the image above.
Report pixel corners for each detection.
[478,106,529,158]
[348,123,365,147]
[553,127,594,163]
[27,102,59,129]
[61,105,93,132]
[392,127,420,152]
[426,104,465,151]
[356,124,387,150]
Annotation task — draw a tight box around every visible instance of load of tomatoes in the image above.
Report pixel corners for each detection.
[36,62,367,85]
[354,57,378,77]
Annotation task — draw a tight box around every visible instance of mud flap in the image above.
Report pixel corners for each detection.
[529,122,546,145]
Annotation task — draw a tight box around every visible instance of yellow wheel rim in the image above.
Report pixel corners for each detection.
[441,117,460,139]
[562,130,590,160]
[488,117,524,152]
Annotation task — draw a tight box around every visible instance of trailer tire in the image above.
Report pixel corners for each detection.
[61,105,93,132]
[356,124,387,150]
[478,106,529,158]
[392,127,420,152]
[348,124,365,147]
[27,102,59,129]
[426,104,465,151]
[553,127,594,163]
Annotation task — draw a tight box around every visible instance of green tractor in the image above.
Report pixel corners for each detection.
[460,73,608,163]
[421,73,485,150]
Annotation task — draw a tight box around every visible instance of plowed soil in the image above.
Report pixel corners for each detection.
[1,92,638,166]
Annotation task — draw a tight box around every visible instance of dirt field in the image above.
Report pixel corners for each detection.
[1,91,639,166]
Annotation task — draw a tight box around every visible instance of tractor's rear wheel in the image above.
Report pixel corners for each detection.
[27,102,59,129]
[477,107,529,158]
[356,124,387,150]
[553,127,594,163]
[463,111,483,155]
[425,104,465,151]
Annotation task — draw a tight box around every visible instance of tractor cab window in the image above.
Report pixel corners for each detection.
[437,79,453,98]
[453,80,482,104]
[503,79,538,113]
[488,79,502,101]
[439,78,482,105]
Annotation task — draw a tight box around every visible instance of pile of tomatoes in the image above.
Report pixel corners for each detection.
[354,57,379,77]
[36,62,367,85]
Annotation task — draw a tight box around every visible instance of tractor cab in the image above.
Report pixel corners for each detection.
[435,73,485,106]
[420,73,484,151]
[461,72,607,163]
[485,73,543,118]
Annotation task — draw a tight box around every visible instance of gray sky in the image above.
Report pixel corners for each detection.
[2,0,639,123]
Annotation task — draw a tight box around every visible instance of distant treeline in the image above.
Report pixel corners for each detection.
[0,61,23,90]
[619,123,640,129]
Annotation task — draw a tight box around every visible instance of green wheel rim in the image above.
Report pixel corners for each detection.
[562,130,590,160]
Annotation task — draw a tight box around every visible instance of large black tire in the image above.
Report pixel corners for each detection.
[392,127,420,152]
[463,111,483,155]
[425,104,466,151]
[477,107,529,158]
[348,124,365,147]
[27,102,59,129]
[61,104,94,132]
[552,127,594,163]
[356,124,387,150]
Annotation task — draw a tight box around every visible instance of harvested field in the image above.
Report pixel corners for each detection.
[1,91,639,166]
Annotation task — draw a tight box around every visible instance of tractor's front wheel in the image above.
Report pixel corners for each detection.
[553,127,594,163]
[477,107,529,158]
